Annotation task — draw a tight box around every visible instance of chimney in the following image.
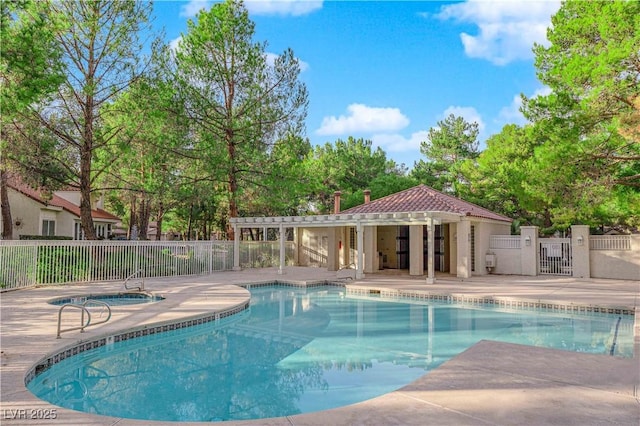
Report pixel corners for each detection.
[364,189,371,204]
[333,191,341,214]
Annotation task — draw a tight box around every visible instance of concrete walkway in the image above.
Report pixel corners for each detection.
[1,268,638,425]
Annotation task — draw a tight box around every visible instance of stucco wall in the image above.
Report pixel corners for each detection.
[297,228,329,267]
[490,248,522,275]
[590,235,640,281]
[474,221,512,276]
[4,189,42,237]
[377,226,398,269]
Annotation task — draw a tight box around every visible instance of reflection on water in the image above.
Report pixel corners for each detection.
[28,285,634,422]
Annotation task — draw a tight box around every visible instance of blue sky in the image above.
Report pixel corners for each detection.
[152,0,560,168]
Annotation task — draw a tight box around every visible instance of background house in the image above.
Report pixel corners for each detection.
[1,178,120,240]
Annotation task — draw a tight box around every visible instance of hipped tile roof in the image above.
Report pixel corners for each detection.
[341,184,512,222]
[8,178,120,222]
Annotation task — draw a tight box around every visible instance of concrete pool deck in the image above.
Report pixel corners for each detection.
[1,267,638,425]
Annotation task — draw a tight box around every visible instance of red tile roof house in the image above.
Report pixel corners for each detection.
[230,184,513,282]
[2,178,120,240]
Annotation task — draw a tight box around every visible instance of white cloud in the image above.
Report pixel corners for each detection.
[265,52,309,72]
[180,1,322,18]
[316,104,410,136]
[245,0,323,16]
[169,36,182,52]
[498,86,552,124]
[180,0,211,18]
[372,130,430,153]
[441,106,486,133]
[437,0,560,65]
[498,94,527,124]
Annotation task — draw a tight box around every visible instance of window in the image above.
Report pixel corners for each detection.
[74,222,84,240]
[96,224,105,239]
[42,220,55,236]
[348,227,356,265]
[470,225,476,272]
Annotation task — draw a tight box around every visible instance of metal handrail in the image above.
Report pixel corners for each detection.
[124,269,145,291]
[82,299,112,327]
[56,300,112,338]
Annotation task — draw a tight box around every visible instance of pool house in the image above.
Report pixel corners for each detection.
[230,184,513,283]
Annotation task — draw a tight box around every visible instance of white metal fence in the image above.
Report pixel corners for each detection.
[539,238,572,276]
[489,235,521,249]
[589,235,632,251]
[238,241,296,268]
[0,240,281,290]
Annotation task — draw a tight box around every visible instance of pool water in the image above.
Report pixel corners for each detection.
[29,285,634,422]
[49,292,164,306]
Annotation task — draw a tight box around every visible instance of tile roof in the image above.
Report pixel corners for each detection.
[341,184,512,223]
[7,178,120,222]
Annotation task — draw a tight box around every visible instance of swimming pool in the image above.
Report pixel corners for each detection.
[49,292,164,306]
[28,284,634,422]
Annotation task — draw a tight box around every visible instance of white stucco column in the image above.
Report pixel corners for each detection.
[426,218,435,284]
[233,224,241,271]
[278,223,285,275]
[363,226,377,273]
[356,221,364,279]
[520,226,538,276]
[571,225,590,278]
[456,220,472,278]
[326,227,339,271]
[409,224,423,276]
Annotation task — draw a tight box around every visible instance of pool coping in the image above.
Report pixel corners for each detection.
[1,269,639,425]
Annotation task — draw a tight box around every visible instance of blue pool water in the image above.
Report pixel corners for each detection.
[49,292,164,306]
[29,285,634,422]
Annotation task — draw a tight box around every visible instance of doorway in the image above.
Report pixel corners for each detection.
[423,224,448,272]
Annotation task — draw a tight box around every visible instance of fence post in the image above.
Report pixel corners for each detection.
[34,241,40,285]
[571,225,590,278]
[520,226,538,276]
[233,224,241,271]
[88,240,93,283]
[278,224,285,275]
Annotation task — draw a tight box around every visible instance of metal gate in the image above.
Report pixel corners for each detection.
[539,238,572,275]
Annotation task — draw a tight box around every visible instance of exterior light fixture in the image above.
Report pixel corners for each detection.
[525,235,531,246]
[577,235,584,246]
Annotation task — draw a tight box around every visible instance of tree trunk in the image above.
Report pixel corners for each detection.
[80,47,96,240]
[128,195,138,239]
[79,146,96,240]
[137,196,151,240]
[155,202,164,241]
[187,203,194,241]
[0,167,13,240]
[226,150,238,240]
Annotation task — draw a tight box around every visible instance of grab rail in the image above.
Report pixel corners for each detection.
[124,269,145,291]
[82,299,112,327]
[57,300,112,338]
[336,263,357,280]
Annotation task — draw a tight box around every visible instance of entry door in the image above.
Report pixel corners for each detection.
[396,226,409,269]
